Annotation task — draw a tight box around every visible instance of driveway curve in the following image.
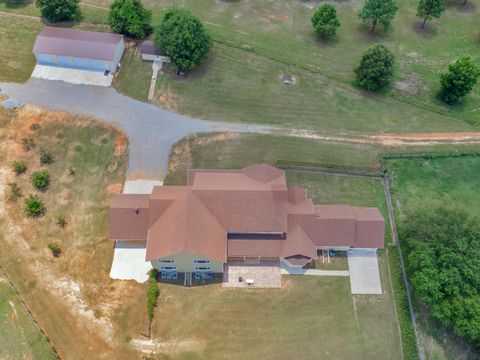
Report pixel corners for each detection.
[0,79,271,178]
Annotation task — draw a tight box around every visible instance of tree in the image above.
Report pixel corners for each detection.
[401,207,480,348]
[35,0,80,23]
[358,0,398,31]
[25,195,45,217]
[354,44,395,91]
[311,4,341,38]
[439,56,480,104]
[416,0,445,28]
[31,170,50,190]
[154,9,212,72]
[108,0,152,39]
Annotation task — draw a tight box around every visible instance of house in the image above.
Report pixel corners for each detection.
[140,40,170,63]
[33,27,125,73]
[109,165,384,283]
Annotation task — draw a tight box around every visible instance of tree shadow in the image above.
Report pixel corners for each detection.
[0,0,33,9]
[412,21,438,38]
[355,23,391,41]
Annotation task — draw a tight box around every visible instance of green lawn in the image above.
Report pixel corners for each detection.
[155,167,401,359]
[385,156,480,359]
[0,281,57,360]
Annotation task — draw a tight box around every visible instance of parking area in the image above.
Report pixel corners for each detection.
[223,260,281,288]
[31,65,114,87]
[123,179,163,194]
[109,241,152,283]
[347,249,382,294]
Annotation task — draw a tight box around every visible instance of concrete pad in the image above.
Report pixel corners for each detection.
[280,265,349,277]
[109,241,152,283]
[223,260,281,288]
[347,249,382,294]
[31,65,113,87]
[123,180,163,194]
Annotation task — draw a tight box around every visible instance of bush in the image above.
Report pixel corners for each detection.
[154,9,212,71]
[47,242,62,257]
[35,0,80,22]
[40,149,54,165]
[311,4,340,38]
[147,269,159,319]
[25,195,45,217]
[56,215,67,228]
[108,0,152,39]
[355,44,395,92]
[7,182,22,201]
[12,160,27,175]
[31,170,50,190]
[439,56,480,104]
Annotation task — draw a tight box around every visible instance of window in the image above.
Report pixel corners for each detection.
[193,259,210,264]
[159,259,175,263]
[193,266,211,271]
[160,266,176,270]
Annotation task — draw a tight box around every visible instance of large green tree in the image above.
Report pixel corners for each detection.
[108,0,152,39]
[154,9,212,72]
[354,44,395,91]
[416,0,445,28]
[35,0,80,23]
[439,56,480,104]
[311,4,341,38]
[358,0,398,31]
[402,207,480,348]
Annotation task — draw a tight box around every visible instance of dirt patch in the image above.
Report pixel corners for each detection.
[107,183,123,194]
[131,338,206,355]
[9,300,18,320]
[393,73,428,95]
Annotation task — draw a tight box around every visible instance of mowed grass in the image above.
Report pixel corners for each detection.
[385,156,480,359]
[155,169,400,359]
[0,107,147,359]
[0,281,56,360]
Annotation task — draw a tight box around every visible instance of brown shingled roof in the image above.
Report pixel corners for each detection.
[109,165,385,263]
[33,27,123,61]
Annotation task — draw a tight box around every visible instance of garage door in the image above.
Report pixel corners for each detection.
[57,56,72,67]
[347,249,382,294]
[73,57,89,69]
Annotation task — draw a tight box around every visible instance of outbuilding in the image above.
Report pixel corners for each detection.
[33,27,125,73]
[140,40,170,63]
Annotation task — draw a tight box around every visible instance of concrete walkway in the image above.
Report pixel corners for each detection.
[0,79,271,179]
[147,61,161,101]
[280,266,349,276]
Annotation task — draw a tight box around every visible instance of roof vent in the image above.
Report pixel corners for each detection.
[135,208,139,215]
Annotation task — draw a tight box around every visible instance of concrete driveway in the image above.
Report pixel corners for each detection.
[0,79,271,179]
[31,65,114,87]
[347,249,382,294]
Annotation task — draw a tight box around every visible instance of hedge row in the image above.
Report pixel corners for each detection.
[388,246,420,360]
[147,269,159,319]
[381,150,480,161]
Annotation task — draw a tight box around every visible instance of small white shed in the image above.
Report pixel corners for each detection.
[140,40,170,63]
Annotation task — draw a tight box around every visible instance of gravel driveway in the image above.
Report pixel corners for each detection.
[0,79,272,178]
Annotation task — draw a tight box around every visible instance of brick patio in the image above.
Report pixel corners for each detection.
[223,260,281,288]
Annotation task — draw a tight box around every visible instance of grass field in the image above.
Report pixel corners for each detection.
[385,156,480,359]
[155,164,401,359]
[0,280,57,360]
[0,106,149,359]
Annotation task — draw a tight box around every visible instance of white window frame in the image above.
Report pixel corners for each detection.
[160,266,177,270]
[193,266,212,271]
[193,259,211,264]
[159,259,175,263]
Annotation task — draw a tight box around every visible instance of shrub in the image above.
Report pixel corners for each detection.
[47,242,62,257]
[7,182,22,200]
[438,56,480,104]
[21,138,35,151]
[25,195,45,217]
[154,9,212,71]
[31,170,50,190]
[355,44,395,92]
[56,215,67,228]
[311,4,340,38]
[108,0,152,39]
[147,269,159,319]
[68,167,75,176]
[12,160,27,175]
[35,0,80,22]
[40,149,54,165]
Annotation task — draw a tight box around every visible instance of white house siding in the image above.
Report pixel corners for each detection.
[151,252,224,273]
[113,38,125,67]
